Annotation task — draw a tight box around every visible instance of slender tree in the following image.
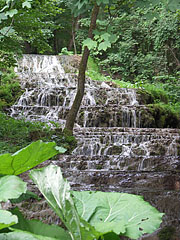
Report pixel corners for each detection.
[65,2,100,134]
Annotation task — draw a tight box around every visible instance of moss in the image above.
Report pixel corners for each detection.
[137,89,155,104]
[60,128,77,153]
[147,104,180,128]
[96,164,103,170]
[158,226,176,240]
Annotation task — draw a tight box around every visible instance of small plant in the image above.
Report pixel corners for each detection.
[59,47,74,56]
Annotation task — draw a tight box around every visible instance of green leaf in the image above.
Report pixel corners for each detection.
[83,38,97,50]
[0,5,8,13]
[10,191,41,204]
[167,0,180,11]
[109,34,118,43]
[99,33,110,42]
[0,140,66,175]
[5,9,18,18]
[0,210,18,230]
[22,1,32,9]
[0,13,8,23]
[98,41,111,51]
[30,165,100,240]
[54,146,67,153]
[0,27,15,36]
[10,208,71,240]
[72,191,164,239]
[0,175,27,202]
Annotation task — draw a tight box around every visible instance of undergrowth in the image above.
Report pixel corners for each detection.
[0,68,23,110]
[0,112,76,154]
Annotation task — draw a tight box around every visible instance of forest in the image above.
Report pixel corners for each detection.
[0,0,180,239]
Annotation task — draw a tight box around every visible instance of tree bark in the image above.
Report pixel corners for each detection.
[68,16,79,54]
[64,3,100,134]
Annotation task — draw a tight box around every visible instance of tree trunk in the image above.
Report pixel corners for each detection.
[68,16,79,54]
[64,3,100,134]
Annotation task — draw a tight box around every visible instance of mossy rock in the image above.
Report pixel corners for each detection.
[147,104,180,128]
[137,89,155,104]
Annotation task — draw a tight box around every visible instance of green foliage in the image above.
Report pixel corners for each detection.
[87,56,111,81]
[0,68,22,111]
[0,51,17,70]
[0,176,27,201]
[147,103,180,128]
[73,191,163,239]
[10,208,72,240]
[0,210,18,231]
[0,0,65,54]
[0,140,66,175]
[87,56,180,125]
[0,113,76,154]
[94,6,180,81]
[0,145,163,239]
[0,175,27,230]
[0,141,68,237]
[29,164,163,240]
[59,47,74,55]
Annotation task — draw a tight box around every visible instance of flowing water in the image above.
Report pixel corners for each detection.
[12,55,180,239]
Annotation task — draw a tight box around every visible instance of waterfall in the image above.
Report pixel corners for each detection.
[13,55,180,238]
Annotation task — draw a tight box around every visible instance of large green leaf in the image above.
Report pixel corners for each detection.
[10,208,71,240]
[0,141,66,175]
[83,38,97,50]
[29,165,100,240]
[0,210,17,230]
[0,230,57,240]
[0,175,27,202]
[72,191,164,239]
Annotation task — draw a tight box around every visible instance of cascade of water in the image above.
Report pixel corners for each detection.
[12,55,180,237]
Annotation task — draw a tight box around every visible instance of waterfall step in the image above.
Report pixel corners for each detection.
[73,127,179,156]
[57,155,180,171]
[74,127,180,135]
[62,170,180,192]
[11,103,180,128]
